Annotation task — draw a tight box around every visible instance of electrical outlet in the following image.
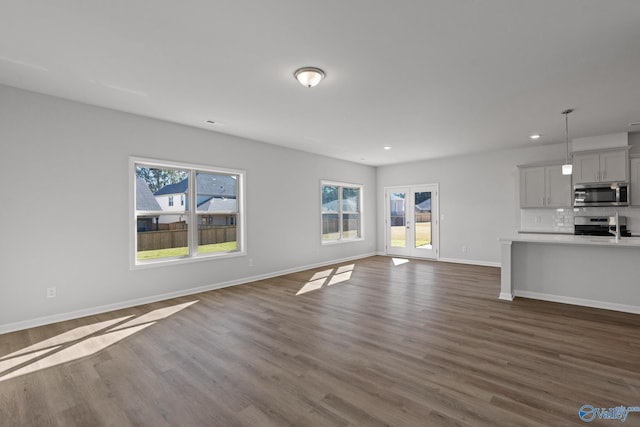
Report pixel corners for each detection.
[462,245,468,253]
[248,258,253,267]
[46,287,56,298]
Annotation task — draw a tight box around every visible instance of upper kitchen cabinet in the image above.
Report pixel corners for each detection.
[631,157,640,207]
[572,148,628,184]
[519,164,571,208]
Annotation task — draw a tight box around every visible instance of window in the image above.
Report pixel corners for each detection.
[132,157,245,267]
[321,181,363,243]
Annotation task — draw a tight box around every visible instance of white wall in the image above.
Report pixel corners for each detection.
[0,85,377,332]
[376,143,568,265]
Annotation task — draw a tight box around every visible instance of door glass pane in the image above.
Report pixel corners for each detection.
[390,192,406,247]
[414,191,432,249]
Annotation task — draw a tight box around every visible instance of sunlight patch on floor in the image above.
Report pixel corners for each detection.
[0,316,133,360]
[0,324,153,381]
[295,279,326,295]
[108,301,199,331]
[297,264,355,295]
[328,271,352,286]
[0,300,199,382]
[392,258,410,266]
[310,269,334,281]
[0,347,61,374]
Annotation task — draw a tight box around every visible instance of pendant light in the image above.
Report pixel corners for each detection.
[562,108,574,175]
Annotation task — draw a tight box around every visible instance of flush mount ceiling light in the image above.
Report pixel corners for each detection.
[383,146,392,150]
[562,108,574,175]
[294,67,325,88]
[530,134,541,140]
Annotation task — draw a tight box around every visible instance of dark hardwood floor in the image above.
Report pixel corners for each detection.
[1,256,639,426]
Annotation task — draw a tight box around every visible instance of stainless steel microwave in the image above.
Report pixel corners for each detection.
[573,183,629,207]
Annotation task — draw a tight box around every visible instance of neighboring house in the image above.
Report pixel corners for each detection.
[416,198,431,212]
[136,178,162,232]
[321,197,359,213]
[154,174,237,225]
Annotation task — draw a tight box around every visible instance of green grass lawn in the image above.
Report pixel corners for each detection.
[137,241,238,261]
[390,223,431,247]
[322,230,360,241]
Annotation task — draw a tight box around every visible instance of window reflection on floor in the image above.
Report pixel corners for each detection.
[296,264,355,295]
[0,301,198,382]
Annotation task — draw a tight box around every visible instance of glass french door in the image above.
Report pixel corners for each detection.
[385,184,438,259]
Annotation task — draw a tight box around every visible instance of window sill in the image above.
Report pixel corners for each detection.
[321,238,365,246]
[131,250,246,270]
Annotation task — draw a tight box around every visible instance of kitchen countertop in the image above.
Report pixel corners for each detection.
[517,230,573,235]
[500,233,640,247]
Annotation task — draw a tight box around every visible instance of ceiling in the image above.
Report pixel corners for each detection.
[2,1,640,166]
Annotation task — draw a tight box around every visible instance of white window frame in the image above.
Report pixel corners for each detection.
[130,156,246,269]
[320,180,364,245]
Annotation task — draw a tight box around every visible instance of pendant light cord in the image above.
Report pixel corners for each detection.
[562,108,574,163]
[565,112,569,162]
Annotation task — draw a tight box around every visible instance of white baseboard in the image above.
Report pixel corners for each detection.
[514,290,640,315]
[438,257,501,268]
[376,252,500,268]
[499,292,514,301]
[0,252,378,335]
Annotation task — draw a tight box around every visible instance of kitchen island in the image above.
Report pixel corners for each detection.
[499,234,640,314]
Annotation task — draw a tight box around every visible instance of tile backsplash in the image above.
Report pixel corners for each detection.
[520,206,640,235]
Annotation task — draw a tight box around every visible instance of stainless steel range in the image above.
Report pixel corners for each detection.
[574,215,631,237]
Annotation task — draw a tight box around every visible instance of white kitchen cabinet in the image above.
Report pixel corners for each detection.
[600,150,628,182]
[631,157,640,207]
[519,164,571,208]
[546,165,572,206]
[572,148,628,184]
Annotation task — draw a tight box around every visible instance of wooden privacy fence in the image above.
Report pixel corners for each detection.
[390,212,431,226]
[322,217,360,234]
[416,212,431,222]
[137,226,236,251]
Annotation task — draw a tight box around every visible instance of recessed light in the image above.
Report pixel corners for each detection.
[206,120,224,125]
[530,134,541,140]
[383,146,392,150]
